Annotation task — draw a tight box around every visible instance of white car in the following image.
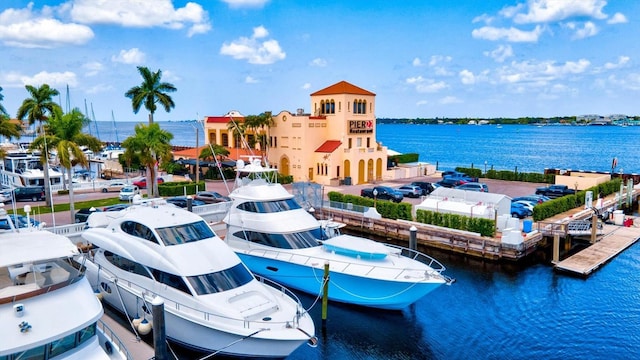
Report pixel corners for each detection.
[119,185,140,201]
[101,181,128,193]
[513,200,535,213]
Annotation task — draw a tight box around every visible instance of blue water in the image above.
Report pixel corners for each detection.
[91,121,640,359]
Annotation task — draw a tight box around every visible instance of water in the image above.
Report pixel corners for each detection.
[92,121,640,359]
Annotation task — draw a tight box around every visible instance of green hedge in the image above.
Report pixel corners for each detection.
[390,153,419,164]
[416,209,495,237]
[532,178,623,221]
[327,191,412,220]
[158,181,206,197]
[456,166,554,183]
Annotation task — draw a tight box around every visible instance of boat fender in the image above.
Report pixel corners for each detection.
[137,318,152,335]
[104,341,113,354]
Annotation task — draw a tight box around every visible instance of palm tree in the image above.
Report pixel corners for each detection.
[243,111,273,162]
[121,123,173,198]
[0,86,8,117]
[125,66,176,193]
[124,66,176,125]
[31,107,101,220]
[16,84,60,206]
[226,118,246,159]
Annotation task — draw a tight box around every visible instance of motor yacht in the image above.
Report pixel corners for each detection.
[80,197,316,358]
[0,206,129,359]
[223,157,452,310]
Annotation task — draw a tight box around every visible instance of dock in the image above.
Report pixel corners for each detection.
[101,310,155,360]
[554,223,640,276]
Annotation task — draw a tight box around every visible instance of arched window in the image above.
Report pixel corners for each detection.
[353,101,357,113]
[330,100,335,114]
[362,100,367,114]
[320,100,325,114]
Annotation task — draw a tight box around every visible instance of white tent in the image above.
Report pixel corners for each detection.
[416,187,511,219]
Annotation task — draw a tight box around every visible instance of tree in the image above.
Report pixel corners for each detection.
[124,66,176,125]
[0,86,8,117]
[16,84,60,206]
[243,111,273,162]
[31,107,101,220]
[121,123,173,198]
[124,66,177,195]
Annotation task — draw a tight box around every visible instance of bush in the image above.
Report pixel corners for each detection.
[158,181,206,197]
[416,209,495,237]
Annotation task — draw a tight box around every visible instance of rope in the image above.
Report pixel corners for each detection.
[196,329,269,360]
[111,277,141,340]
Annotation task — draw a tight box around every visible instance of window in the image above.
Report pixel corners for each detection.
[104,251,152,279]
[237,199,302,213]
[221,133,229,147]
[49,333,76,358]
[121,221,158,244]
[156,221,215,246]
[187,263,254,295]
[152,269,192,294]
[348,138,352,149]
[233,228,322,249]
[367,137,371,148]
[357,138,362,147]
[353,99,367,114]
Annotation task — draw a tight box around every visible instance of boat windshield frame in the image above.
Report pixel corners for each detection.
[232,228,324,249]
[155,220,216,246]
[187,263,254,295]
[237,198,302,213]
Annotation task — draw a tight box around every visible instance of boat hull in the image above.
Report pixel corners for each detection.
[85,263,312,358]
[236,253,445,310]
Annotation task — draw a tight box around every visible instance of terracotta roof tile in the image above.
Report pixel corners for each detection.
[311,81,375,96]
[315,140,342,153]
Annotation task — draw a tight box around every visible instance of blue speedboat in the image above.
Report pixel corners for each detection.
[223,157,452,310]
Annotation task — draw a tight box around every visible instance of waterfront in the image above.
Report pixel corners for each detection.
[86,121,640,359]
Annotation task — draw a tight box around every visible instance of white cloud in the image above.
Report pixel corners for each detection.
[69,0,211,37]
[111,48,146,64]
[406,76,448,93]
[245,76,258,84]
[472,13,494,25]
[85,83,113,94]
[416,100,429,106]
[439,96,462,104]
[604,56,630,70]
[161,70,181,82]
[8,71,79,87]
[220,26,286,65]
[429,55,452,67]
[0,4,93,48]
[82,61,104,77]
[310,58,327,67]
[607,12,628,24]
[412,57,424,67]
[506,0,607,24]
[221,0,270,8]
[302,83,311,90]
[472,25,544,42]
[497,58,590,85]
[484,44,514,62]
[565,21,599,39]
[459,70,476,85]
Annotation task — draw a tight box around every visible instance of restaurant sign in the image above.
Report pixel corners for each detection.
[349,120,373,134]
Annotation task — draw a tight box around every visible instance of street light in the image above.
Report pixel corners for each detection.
[484,161,487,176]
[372,188,378,208]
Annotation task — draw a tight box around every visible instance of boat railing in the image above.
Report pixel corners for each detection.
[95,264,302,330]
[243,247,445,281]
[254,275,305,310]
[385,243,447,274]
[97,319,134,360]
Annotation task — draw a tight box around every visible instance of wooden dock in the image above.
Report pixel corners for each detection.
[101,309,155,360]
[554,223,640,276]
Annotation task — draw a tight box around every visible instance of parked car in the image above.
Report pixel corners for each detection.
[444,173,478,184]
[396,185,423,198]
[103,203,130,212]
[165,196,206,208]
[510,202,532,219]
[0,214,41,230]
[360,186,404,203]
[133,177,164,189]
[455,182,489,192]
[194,191,231,204]
[75,207,102,223]
[441,170,464,178]
[410,181,435,196]
[513,200,535,213]
[100,181,129,193]
[535,184,576,198]
[13,186,45,202]
[512,195,551,204]
[0,186,13,203]
[435,178,465,188]
[119,185,140,201]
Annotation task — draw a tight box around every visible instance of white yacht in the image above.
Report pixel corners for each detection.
[0,151,64,188]
[80,197,316,358]
[0,207,130,359]
[223,157,453,310]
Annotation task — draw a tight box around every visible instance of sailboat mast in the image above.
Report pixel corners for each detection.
[111,110,119,145]
[84,99,93,137]
[90,103,101,141]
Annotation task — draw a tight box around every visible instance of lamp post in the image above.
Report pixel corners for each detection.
[190,123,200,184]
[484,161,487,177]
[372,188,378,208]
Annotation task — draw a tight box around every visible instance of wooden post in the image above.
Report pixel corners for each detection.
[152,297,168,360]
[590,215,598,244]
[409,226,417,251]
[553,233,560,263]
[321,261,329,328]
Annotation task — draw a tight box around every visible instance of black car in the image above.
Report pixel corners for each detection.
[194,191,231,204]
[75,207,102,223]
[165,196,206,208]
[436,178,465,188]
[410,181,435,196]
[13,186,45,201]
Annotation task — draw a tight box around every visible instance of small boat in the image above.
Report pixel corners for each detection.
[0,206,129,359]
[0,151,64,188]
[223,157,452,310]
[79,197,316,358]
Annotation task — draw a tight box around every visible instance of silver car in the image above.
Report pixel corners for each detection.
[396,185,423,198]
[119,185,140,201]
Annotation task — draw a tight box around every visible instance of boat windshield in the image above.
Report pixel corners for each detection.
[237,198,301,213]
[232,228,323,249]
[187,263,254,295]
[155,220,215,246]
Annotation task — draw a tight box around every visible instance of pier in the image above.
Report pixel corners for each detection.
[554,223,640,276]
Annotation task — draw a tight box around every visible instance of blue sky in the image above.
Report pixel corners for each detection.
[0,0,636,121]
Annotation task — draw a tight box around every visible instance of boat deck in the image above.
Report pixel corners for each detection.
[100,310,155,360]
[554,222,640,276]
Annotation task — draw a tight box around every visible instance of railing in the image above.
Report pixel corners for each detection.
[97,319,134,360]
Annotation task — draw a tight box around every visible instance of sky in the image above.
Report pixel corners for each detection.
[0,0,637,122]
